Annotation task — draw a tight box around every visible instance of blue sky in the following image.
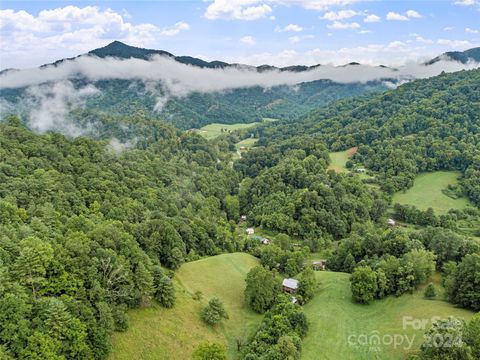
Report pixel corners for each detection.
[1,1,479,69]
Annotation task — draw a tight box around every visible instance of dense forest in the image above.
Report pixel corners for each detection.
[0,116,244,358]
[0,65,479,359]
[1,77,386,130]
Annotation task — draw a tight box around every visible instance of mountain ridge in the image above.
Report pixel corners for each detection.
[5,40,479,74]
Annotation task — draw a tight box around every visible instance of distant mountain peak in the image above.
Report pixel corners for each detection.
[425,47,480,65]
[88,41,174,60]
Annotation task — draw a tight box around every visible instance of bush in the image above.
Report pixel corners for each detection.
[350,266,377,304]
[193,342,227,360]
[155,277,176,308]
[201,297,229,326]
[424,283,437,300]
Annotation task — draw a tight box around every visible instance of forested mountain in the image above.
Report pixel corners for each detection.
[43,41,480,72]
[3,42,477,131]
[82,78,383,129]
[426,47,480,65]
[0,116,243,358]
[244,68,480,202]
[0,41,472,129]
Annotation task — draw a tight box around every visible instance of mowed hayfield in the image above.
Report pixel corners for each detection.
[302,272,474,360]
[392,171,471,214]
[177,253,262,357]
[198,122,259,140]
[328,147,358,173]
[110,253,260,360]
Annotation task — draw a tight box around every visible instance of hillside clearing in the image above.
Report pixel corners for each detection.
[198,122,259,140]
[110,253,260,360]
[392,171,471,214]
[110,288,221,360]
[328,147,358,173]
[235,137,258,151]
[176,253,262,356]
[302,272,474,360]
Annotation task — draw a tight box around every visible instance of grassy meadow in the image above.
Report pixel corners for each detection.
[302,272,474,360]
[328,147,361,173]
[110,288,220,360]
[392,171,471,214]
[328,150,351,173]
[110,253,260,360]
[197,122,259,140]
[235,137,258,151]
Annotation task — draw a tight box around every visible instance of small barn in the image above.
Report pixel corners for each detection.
[312,259,327,271]
[246,227,255,235]
[387,218,396,226]
[239,146,247,151]
[282,278,299,294]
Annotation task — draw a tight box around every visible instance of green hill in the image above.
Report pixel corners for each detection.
[110,253,261,360]
[302,272,474,360]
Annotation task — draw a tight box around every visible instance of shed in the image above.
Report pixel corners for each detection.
[282,278,299,294]
[387,218,396,226]
[246,227,255,235]
[312,259,327,271]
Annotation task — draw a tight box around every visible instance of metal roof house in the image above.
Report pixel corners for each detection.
[282,278,299,294]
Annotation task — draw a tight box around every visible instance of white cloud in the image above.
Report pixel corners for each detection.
[386,10,422,21]
[288,34,314,43]
[289,36,301,43]
[406,10,422,18]
[444,26,454,31]
[240,35,256,45]
[204,1,363,21]
[437,38,474,49]
[204,1,272,20]
[1,50,478,96]
[358,30,371,34]
[0,6,187,69]
[454,0,478,6]
[159,21,190,36]
[322,9,358,20]
[465,27,479,34]
[410,33,434,44]
[364,14,380,23]
[276,23,303,32]
[25,81,99,137]
[327,21,360,29]
[416,36,434,44]
[386,12,409,21]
